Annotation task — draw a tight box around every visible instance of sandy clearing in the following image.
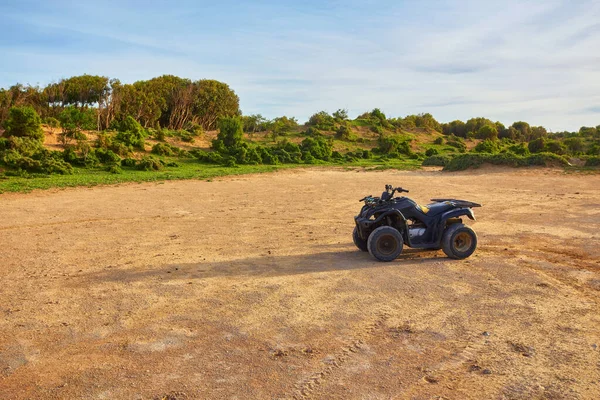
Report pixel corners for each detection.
[1,167,599,399]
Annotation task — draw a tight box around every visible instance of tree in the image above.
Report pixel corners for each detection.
[511,121,531,141]
[563,137,584,153]
[333,109,348,121]
[465,117,494,137]
[213,116,244,150]
[270,116,298,137]
[3,106,44,142]
[193,80,240,130]
[307,111,335,130]
[443,120,467,137]
[477,124,498,140]
[528,137,546,153]
[58,107,95,145]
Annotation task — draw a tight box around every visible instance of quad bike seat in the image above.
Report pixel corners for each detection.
[417,201,455,216]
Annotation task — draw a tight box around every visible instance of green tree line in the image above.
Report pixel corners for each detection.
[0,74,240,131]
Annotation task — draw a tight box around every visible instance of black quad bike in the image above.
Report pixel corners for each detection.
[353,184,481,261]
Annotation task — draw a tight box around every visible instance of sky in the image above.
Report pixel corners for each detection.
[1,0,599,131]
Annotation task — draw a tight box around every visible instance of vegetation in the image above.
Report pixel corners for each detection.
[1,74,599,192]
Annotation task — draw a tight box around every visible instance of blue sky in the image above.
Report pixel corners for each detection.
[1,0,599,131]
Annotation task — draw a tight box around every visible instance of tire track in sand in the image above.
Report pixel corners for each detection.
[289,308,392,400]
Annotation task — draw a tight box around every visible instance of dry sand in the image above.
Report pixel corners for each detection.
[1,167,599,399]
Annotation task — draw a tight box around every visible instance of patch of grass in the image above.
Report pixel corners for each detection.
[0,159,288,193]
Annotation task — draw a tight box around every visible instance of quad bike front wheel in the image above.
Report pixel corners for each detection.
[442,223,478,259]
[353,226,368,252]
[367,226,404,262]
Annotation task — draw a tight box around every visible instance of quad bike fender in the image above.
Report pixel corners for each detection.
[440,208,476,222]
[354,210,408,239]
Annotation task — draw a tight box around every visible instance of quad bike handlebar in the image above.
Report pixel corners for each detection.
[359,185,409,202]
[385,184,409,195]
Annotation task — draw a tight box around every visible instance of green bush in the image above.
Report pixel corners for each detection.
[584,156,600,167]
[192,149,224,164]
[107,165,122,174]
[335,124,357,141]
[474,139,500,153]
[96,133,133,156]
[443,153,569,171]
[43,117,60,129]
[3,106,44,141]
[422,154,452,166]
[212,116,243,151]
[425,148,439,157]
[116,116,147,149]
[477,124,498,140]
[433,137,444,145]
[136,156,163,171]
[528,137,546,153]
[371,125,383,134]
[95,148,121,164]
[2,149,73,175]
[121,158,137,167]
[543,140,566,155]
[152,142,176,156]
[301,136,333,161]
[446,135,467,152]
[507,143,530,156]
[304,126,322,137]
[377,135,412,156]
[307,111,336,131]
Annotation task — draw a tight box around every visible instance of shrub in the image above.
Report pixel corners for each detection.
[121,158,137,167]
[3,106,44,141]
[422,154,452,166]
[43,117,60,129]
[377,135,412,156]
[587,143,600,156]
[477,124,498,140]
[192,150,224,164]
[2,149,73,175]
[446,135,467,152]
[332,109,348,121]
[136,156,163,171]
[107,165,122,174]
[443,153,569,171]
[116,116,147,149]
[543,140,566,155]
[474,139,500,153]
[371,125,384,134]
[425,148,439,157]
[528,137,546,153]
[433,137,444,145]
[3,136,43,157]
[507,143,530,156]
[564,137,584,153]
[584,156,600,167]
[269,116,298,137]
[304,126,322,137]
[152,142,176,156]
[335,124,357,141]
[212,116,243,151]
[301,136,332,160]
[307,111,335,131]
[95,148,121,165]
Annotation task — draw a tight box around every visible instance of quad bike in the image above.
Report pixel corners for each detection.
[353,184,481,261]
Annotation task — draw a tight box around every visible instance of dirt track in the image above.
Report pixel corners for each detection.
[1,168,599,399]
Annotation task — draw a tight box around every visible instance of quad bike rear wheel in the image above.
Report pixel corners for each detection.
[367,226,404,262]
[353,226,368,252]
[442,223,477,259]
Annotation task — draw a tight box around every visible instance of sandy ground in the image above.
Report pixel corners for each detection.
[1,167,599,400]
